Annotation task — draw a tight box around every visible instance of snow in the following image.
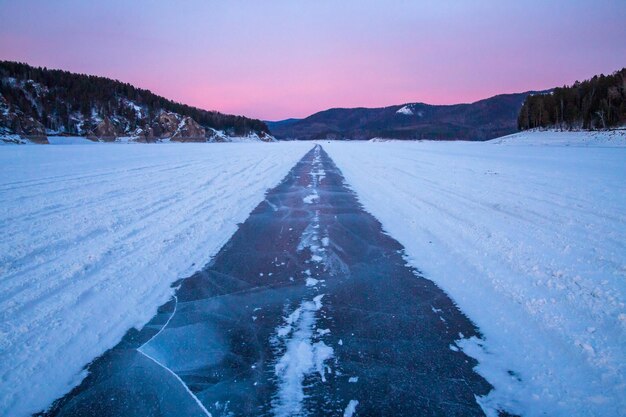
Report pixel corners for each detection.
[396,105,414,115]
[303,192,319,204]
[0,135,31,145]
[272,294,333,417]
[395,104,424,117]
[0,142,312,417]
[491,129,626,147]
[3,131,625,416]
[122,98,145,119]
[323,134,626,417]
[343,399,359,417]
[2,133,276,145]
[212,131,276,143]
[46,136,98,145]
[306,277,320,286]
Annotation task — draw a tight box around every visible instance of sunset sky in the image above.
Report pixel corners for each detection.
[1,0,625,120]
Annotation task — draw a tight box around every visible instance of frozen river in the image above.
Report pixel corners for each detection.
[43,145,491,416]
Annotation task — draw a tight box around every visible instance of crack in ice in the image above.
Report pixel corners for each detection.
[136,295,213,417]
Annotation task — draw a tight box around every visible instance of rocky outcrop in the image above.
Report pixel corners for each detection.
[152,112,180,138]
[17,116,48,143]
[170,116,206,142]
[145,111,207,142]
[206,128,228,142]
[258,132,276,142]
[87,117,120,142]
[130,125,155,143]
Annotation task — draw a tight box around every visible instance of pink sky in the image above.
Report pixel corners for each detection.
[1,1,625,120]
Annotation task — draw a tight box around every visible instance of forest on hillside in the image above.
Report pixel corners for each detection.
[0,61,269,135]
[518,68,626,130]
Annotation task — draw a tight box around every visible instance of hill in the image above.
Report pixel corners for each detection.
[518,68,626,130]
[269,92,542,141]
[0,61,273,144]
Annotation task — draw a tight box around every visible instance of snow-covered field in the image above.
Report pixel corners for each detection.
[324,132,626,417]
[1,130,625,417]
[0,142,312,416]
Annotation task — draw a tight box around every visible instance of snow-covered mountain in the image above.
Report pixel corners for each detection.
[0,61,275,144]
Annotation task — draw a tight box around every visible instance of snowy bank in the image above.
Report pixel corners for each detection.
[324,138,626,416]
[0,142,312,416]
[490,129,626,147]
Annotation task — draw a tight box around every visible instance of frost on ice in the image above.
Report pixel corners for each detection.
[343,399,359,417]
[271,295,334,417]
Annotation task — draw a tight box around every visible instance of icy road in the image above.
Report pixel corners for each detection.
[42,145,492,417]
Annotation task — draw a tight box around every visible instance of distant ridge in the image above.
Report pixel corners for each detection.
[269,92,545,141]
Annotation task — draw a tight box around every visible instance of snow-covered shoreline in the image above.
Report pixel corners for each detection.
[0,142,312,416]
[1,133,276,145]
[489,129,626,147]
[324,135,626,416]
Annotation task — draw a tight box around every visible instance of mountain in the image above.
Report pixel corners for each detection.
[518,68,626,131]
[269,92,543,141]
[265,118,302,133]
[0,61,273,144]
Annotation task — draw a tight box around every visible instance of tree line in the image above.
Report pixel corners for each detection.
[518,68,626,130]
[0,60,269,135]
